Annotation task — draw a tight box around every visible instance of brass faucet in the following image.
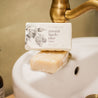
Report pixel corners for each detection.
[50,0,98,23]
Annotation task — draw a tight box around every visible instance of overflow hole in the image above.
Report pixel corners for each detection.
[74,66,79,75]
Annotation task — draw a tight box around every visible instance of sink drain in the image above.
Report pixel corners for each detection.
[74,66,79,75]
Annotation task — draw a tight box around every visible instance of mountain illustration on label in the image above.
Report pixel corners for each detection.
[35,33,47,47]
[25,25,47,47]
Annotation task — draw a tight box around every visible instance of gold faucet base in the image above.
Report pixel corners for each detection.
[50,0,98,22]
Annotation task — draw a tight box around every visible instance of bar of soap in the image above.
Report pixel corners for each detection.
[30,51,69,73]
[25,23,72,51]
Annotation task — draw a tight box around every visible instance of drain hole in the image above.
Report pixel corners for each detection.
[74,66,79,75]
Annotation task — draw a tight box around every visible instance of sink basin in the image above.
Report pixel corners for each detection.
[12,37,98,98]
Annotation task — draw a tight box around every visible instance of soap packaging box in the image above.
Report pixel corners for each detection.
[25,23,72,51]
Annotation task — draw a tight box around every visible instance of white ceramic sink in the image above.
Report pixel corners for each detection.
[12,37,98,98]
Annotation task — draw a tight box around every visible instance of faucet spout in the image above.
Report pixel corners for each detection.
[65,0,98,20]
[50,0,98,22]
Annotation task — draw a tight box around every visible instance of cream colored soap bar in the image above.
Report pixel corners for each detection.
[30,51,69,73]
[25,23,72,51]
